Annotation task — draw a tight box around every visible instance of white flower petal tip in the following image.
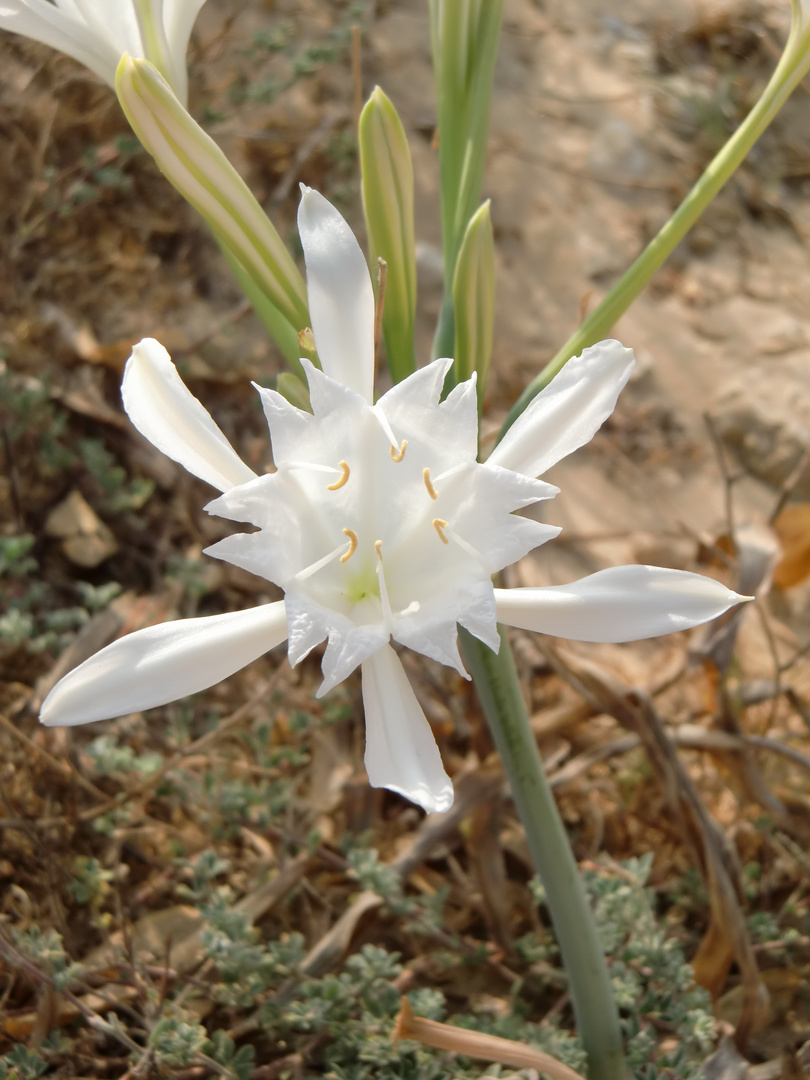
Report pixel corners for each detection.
[494,566,751,644]
[39,602,287,727]
[361,647,454,815]
[297,185,375,402]
[122,338,257,493]
[489,338,635,478]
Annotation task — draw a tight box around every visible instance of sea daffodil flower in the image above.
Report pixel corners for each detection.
[40,187,748,814]
[0,0,205,103]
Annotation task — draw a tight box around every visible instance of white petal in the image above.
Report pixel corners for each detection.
[160,0,207,102]
[122,338,257,492]
[378,355,454,416]
[73,0,140,54]
[253,382,314,464]
[163,0,207,52]
[489,339,635,478]
[0,1,118,84]
[494,566,750,642]
[361,645,453,814]
[301,356,368,422]
[205,473,288,532]
[40,602,288,726]
[283,592,389,696]
[376,357,476,466]
[204,530,293,588]
[394,572,499,669]
[297,186,375,402]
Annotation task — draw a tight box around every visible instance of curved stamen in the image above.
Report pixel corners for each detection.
[389,439,407,463]
[340,527,358,563]
[433,518,449,544]
[327,461,350,491]
[423,467,438,500]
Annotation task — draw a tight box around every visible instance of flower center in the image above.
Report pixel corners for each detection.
[286,415,486,628]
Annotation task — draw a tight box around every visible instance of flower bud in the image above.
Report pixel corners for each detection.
[116,56,309,338]
[359,87,417,383]
[453,201,495,402]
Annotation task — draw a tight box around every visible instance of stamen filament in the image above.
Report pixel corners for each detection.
[295,542,346,582]
[443,523,491,570]
[423,468,438,500]
[373,407,406,461]
[373,407,399,448]
[327,461,350,490]
[432,462,468,486]
[433,518,449,544]
[375,540,394,632]
[340,527,358,562]
[284,461,342,477]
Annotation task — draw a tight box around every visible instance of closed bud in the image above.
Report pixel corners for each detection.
[453,201,495,403]
[359,86,417,383]
[116,56,309,340]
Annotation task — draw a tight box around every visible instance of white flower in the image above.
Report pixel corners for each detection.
[40,187,749,815]
[0,0,205,103]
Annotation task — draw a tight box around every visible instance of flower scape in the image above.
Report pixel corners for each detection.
[40,187,747,814]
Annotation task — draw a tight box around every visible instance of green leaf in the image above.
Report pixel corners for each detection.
[429,0,504,286]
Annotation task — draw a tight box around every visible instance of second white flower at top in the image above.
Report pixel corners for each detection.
[39,186,748,815]
[0,0,205,103]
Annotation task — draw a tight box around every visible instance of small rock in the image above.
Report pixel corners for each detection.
[45,490,118,568]
[752,312,808,355]
[712,355,810,496]
[588,118,649,180]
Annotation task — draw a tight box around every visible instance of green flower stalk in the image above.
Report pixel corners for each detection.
[501,0,810,436]
[429,9,629,1077]
[115,55,309,370]
[429,0,504,364]
[461,628,625,1080]
[452,200,495,406]
[359,87,417,384]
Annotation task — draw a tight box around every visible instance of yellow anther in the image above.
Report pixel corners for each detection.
[432,518,449,545]
[297,326,316,351]
[327,461,350,491]
[423,467,438,500]
[340,528,358,563]
[389,439,408,463]
[375,539,383,560]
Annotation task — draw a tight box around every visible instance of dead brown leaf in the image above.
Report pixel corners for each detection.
[773,504,810,588]
[394,997,587,1080]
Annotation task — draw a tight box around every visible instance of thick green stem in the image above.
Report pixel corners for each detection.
[461,627,626,1080]
[215,237,306,378]
[499,21,810,437]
